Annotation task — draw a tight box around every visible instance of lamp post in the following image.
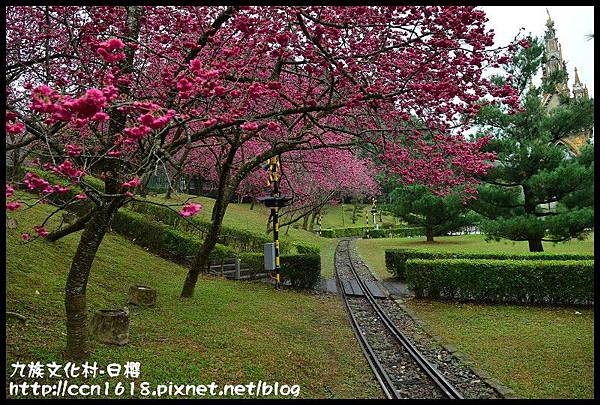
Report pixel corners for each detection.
[258,156,291,290]
[371,198,379,231]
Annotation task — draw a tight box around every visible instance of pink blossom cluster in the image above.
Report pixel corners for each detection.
[179,202,202,217]
[6,111,25,134]
[51,160,84,181]
[122,178,141,188]
[66,144,83,157]
[96,38,126,63]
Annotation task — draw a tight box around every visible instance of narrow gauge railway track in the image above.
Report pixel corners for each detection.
[335,238,463,400]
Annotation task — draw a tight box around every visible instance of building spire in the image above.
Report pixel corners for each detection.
[572,67,589,100]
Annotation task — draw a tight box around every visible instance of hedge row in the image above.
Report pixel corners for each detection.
[368,226,425,239]
[126,201,318,255]
[406,258,594,305]
[385,249,595,280]
[237,252,321,289]
[112,210,234,263]
[320,226,424,239]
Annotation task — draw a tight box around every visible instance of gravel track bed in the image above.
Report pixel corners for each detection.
[341,238,501,399]
[336,239,445,399]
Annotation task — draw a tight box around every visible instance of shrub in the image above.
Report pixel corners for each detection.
[281,254,321,288]
[320,226,425,239]
[406,258,594,305]
[385,249,595,280]
[126,201,287,254]
[237,252,321,289]
[319,227,366,238]
[368,226,425,238]
[294,242,320,255]
[112,210,233,264]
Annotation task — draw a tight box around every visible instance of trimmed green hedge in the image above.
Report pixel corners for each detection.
[112,210,233,264]
[238,252,321,289]
[386,249,595,280]
[369,226,425,239]
[406,258,594,305]
[320,226,424,239]
[294,242,320,255]
[126,201,318,255]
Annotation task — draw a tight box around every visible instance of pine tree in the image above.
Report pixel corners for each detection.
[386,184,477,242]
[472,37,594,252]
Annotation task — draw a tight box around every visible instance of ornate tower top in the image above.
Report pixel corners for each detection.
[542,9,569,107]
[540,11,593,156]
[572,67,589,100]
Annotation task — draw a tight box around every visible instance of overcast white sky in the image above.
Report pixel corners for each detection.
[481,6,594,97]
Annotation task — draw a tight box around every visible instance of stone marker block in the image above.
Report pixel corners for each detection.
[128,285,157,307]
[90,309,129,346]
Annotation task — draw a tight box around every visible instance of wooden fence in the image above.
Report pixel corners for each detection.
[205,257,269,280]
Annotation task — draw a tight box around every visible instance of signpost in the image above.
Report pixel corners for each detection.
[257,156,291,289]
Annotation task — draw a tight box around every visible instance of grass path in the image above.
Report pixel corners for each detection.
[6,198,381,399]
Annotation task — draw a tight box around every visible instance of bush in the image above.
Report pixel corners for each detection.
[320,226,424,239]
[281,254,321,288]
[126,201,289,254]
[237,252,321,289]
[294,242,320,255]
[385,249,595,280]
[369,227,424,239]
[112,210,234,264]
[406,258,594,305]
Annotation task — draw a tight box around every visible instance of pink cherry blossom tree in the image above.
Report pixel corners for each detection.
[6,6,520,358]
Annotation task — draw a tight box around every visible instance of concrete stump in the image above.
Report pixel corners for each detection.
[128,285,157,307]
[90,309,129,345]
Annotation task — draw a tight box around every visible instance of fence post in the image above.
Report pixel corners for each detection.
[220,258,224,277]
[235,258,241,279]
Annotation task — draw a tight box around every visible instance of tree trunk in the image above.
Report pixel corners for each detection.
[352,200,358,224]
[48,209,94,242]
[250,199,255,210]
[425,227,434,242]
[181,145,237,298]
[528,238,544,252]
[181,199,227,297]
[309,210,318,231]
[165,178,175,199]
[302,213,310,230]
[64,206,115,359]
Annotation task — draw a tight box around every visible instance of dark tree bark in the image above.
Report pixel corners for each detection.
[63,5,143,359]
[302,213,310,230]
[528,238,544,252]
[47,210,94,242]
[425,227,435,242]
[64,205,116,359]
[181,196,229,297]
[352,200,358,224]
[523,185,544,252]
[181,145,237,298]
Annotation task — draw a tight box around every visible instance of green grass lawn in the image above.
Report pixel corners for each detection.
[353,234,594,399]
[356,234,595,280]
[405,300,594,399]
[6,198,382,399]
[144,193,344,278]
[146,192,325,247]
[315,203,399,229]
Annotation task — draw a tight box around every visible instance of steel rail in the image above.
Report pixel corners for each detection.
[334,243,401,399]
[340,238,464,399]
